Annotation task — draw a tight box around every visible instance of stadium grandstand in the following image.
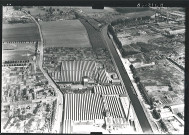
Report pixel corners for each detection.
[97,69,109,84]
[63,93,105,121]
[63,119,72,134]
[60,60,97,82]
[102,95,125,118]
[50,60,109,84]
[94,85,127,95]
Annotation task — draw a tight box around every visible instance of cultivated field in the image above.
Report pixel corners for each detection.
[2,23,40,42]
[39,20,91,48]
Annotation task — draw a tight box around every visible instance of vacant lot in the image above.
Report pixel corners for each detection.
[40,20,91,48]
[136,59,184,91]
[23,6,46,16]
[2,23,40,42]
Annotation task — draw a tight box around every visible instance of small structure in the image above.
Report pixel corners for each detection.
[111,79,121,85]
[105,111,113,132]
[165,29,185,36]
[82,76,89,86]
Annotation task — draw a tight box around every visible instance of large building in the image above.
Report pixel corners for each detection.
[62,93,143,134]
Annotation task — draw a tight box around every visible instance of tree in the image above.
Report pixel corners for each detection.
[135,77,140,83]
[60,10,63,14]
[129,64,134,70]
[26,113,32,119]
[49,7,53,14]
[152,109,160,119]
[177,113,184,119]
[46,104,51,112]
[160,120,168,132]
[15,122,20,128]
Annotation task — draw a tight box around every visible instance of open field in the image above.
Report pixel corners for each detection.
[2,42,35,51]
[39,20,91,48]
[2,50,34,62]
[2,23,40,42]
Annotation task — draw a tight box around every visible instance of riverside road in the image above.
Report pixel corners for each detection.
[101,26,153,133]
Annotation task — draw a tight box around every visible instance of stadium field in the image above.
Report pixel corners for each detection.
[39,20,91,48]
[2,23,40,42]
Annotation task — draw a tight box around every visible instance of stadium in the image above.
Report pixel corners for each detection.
[49,60,109,85]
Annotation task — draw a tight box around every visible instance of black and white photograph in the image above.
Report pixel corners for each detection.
[1,3,186,134]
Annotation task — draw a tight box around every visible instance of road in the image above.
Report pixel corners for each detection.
[22,10,64,133]
[101,26,153,133]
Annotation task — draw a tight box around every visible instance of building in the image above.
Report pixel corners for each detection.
[111,79,121,85]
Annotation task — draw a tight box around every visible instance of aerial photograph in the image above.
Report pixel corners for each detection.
[1,6,185,134]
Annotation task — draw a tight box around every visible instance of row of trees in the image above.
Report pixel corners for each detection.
[167,57,185,71]
[50,100,57,131]
[13,6,23,11]
[108,25,123,49]
[3,63,27,67]
[111,16,151,26]
[129,64,153,106]
[114,7,150,13]
[159,120,168,132]
[130,64,170,132]
[4,60,29,64]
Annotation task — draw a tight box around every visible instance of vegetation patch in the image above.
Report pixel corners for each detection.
[114,7,151,13]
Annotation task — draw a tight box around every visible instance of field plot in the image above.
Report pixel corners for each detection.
[39,20,91,48]
[2,50,34,62]
[2,23,40,42]
[2,42,35,51]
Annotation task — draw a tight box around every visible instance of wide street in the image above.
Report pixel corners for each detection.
[101,25,153,133]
